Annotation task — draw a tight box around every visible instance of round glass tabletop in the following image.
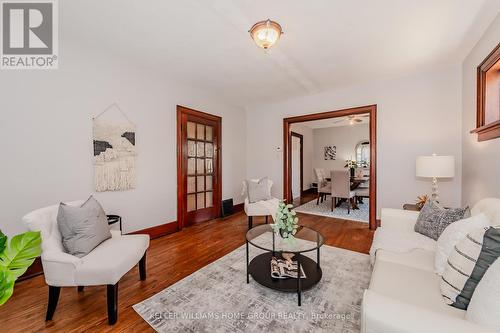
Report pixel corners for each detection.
[246,224,324,253]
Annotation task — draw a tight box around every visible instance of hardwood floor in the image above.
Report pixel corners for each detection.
[0,205,373,332]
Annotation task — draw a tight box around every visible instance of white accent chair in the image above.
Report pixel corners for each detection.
[314,168,331,204]
[331,170,356,213]
[22,201,150,325]
[362,198,500,333]
[243,179,280,229]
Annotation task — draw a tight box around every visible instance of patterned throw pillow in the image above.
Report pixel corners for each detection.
[440,226,500,310]
[414,200,470,240]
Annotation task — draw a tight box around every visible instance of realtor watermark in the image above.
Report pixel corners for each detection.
[1,0,58,69]
[149,311,353,322]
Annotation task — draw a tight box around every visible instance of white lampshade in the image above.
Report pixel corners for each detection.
[416,155,454,178]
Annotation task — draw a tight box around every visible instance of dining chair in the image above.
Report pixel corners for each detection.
[331,170,356,213]
[314,168,331,205]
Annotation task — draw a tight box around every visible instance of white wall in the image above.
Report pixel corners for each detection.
[246,66,462,216]
[0,42,246,236]
[312,124,369,172]
[289,123,313,190]
[461,14,500,205]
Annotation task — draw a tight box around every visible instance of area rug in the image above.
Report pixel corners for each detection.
[133,241,372,332]
[294,198,369,223]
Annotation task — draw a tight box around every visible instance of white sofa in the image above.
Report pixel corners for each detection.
[362,198,500,333]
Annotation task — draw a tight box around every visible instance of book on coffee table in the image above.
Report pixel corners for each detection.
[270,256,306,279]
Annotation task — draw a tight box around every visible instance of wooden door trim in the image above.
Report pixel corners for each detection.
[177,105,222,230]
[290,131,304,199]
[283,104,377,230]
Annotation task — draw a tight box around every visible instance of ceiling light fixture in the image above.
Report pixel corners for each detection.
[249,19,283,50]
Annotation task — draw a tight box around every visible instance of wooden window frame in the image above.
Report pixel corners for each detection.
[471,42,500,142]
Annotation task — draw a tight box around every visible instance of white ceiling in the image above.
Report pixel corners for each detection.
[295,114,370,129]
[61,0,500,108]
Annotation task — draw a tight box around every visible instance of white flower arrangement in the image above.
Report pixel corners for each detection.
[271,201,299,241]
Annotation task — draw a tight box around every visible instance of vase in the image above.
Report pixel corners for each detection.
[350,168,355,177]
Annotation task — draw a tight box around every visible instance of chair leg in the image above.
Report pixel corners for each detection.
[348,198,350,214]
[331,197,334,211]
[139,253,147,281]
[248,216,253,229]
[316,192,320,205]
[107,283,119,325]
[46,286,60,321]
[77,286,84,292]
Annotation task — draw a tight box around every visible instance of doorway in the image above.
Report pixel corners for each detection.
[283,105,377,230]
[177,105,222,229]
[290,132,303,201]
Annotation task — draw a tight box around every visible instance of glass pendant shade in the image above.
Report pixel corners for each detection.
[249,19,283,49]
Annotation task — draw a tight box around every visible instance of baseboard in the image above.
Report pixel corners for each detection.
[18,256,43,282]
[301,188,316,195]
[233,202,244,213]
[129,221,178,239]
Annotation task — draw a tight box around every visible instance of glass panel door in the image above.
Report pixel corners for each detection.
[186,122,215,210]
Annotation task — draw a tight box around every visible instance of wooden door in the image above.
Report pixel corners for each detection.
[177,106,222,228]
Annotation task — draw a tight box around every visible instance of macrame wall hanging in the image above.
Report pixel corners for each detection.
[92,103,137,192]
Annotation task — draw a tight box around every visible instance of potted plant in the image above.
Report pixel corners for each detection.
[345,159,357,177]
[0,230,41,305]
[271,201,299,241]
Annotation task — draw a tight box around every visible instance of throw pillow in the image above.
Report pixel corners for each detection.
[440,226,500,310]
[57,196,112,258]
[414,200,470,240]
[466,258,500,331]
[246,177,272,203]
[435,213,490,275]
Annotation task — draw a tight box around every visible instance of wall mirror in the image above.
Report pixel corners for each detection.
[355,140,370,166]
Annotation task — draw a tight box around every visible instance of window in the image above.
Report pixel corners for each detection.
[472,42,500,142]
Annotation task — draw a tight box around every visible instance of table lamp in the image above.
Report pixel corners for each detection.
[416,154,454,202]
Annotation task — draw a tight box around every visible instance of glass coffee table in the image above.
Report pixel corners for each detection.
[246,224,324,306]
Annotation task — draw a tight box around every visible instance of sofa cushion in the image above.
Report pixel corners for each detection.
[435,213,490,275]
[370,255,465,319]
[369,228,436,264]
[375,248,435,272]
[57,196,112,258]
[414,200,470,241]
[441,226,500,310]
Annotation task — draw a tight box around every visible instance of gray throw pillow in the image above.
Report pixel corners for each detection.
[57,196,112,258]
[246,178,272,203]
[414,200,470,240]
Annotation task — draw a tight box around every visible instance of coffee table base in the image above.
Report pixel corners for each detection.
[247,252,322,306]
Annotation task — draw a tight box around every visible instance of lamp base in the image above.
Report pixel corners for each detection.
[431,177,439,203]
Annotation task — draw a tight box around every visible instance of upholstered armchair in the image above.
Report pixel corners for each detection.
[331,170,356,213]
[22,201,150,325]
[314,168,331,204]
[243,179,280,229]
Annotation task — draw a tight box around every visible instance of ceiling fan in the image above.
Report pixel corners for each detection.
[331,114,369,125]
